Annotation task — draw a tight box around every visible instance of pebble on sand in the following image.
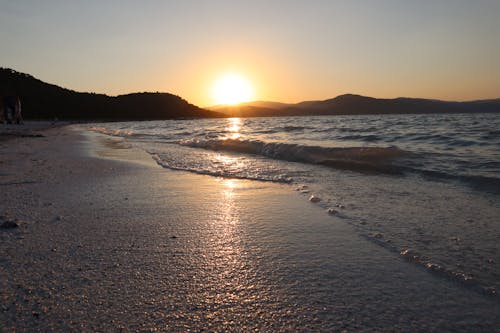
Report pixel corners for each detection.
[400,248,421,262]
[327,208,338,215]
[309,195,321,203]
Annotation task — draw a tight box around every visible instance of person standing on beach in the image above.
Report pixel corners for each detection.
[14,96,23,124]
[2,95,22,124]
[0,96,5,124]
[4,95,16,124]
[5,96,12,124]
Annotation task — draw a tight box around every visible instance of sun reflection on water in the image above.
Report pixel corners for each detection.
[224,179,237,190]
[213,154,249,177]
[179,176,262,326]
[225,117,242,139]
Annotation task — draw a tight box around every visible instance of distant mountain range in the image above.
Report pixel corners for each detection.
[1,67,499,120]
[210,94,500,117]
[0,68,223,120]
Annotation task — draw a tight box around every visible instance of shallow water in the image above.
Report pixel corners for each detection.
[88,113,500,297]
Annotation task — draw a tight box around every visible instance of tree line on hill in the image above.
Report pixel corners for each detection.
[0,68,222,120]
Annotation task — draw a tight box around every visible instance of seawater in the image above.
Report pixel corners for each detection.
[88,113,500,297]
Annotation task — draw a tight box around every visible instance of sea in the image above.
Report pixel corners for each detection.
[88,112,500,298]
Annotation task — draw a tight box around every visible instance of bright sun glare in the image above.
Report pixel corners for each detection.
[212,74,254,105]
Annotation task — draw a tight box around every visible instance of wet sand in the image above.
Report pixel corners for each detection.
[1,124,499,332]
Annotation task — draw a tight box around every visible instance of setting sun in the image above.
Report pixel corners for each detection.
[212,73,254,105]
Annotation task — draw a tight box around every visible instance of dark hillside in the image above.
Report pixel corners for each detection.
[0,68,222,120]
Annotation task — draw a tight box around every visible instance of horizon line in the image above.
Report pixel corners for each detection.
[2,67,499,109]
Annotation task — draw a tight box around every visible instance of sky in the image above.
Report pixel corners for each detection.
[1,0,499,106]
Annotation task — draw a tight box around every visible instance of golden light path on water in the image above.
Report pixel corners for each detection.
[191,127,269,323]
[199,177,253,318]
[226,117,242,140]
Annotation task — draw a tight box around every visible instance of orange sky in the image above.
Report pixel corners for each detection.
[1,1,499,107]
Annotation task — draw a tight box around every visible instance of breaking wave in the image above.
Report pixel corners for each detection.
[89,126,137,137]
[180,138,407,174]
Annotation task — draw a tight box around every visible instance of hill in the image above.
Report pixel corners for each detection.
[0,68,223,120]
[3,68,499,120]
[211,94,500,117]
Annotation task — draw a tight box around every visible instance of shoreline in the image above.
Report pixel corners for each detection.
[1,124,500,331]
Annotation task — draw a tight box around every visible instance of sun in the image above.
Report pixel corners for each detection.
[212,73,254,105]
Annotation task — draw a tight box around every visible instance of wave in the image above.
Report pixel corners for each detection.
[312,126,380,134]
[415,169,500,195]
[482,130,500,140]
[89,126,137,137]
[340,134,381,142]
[150,153,293,183]
[251,125,312,135]
[180,138,408,174]
[281,125,312,132]
[89,126,178,143]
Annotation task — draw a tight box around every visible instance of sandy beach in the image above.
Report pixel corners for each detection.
[1,123,499,332]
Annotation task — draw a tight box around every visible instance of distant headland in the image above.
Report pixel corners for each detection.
[210,95,500,118]
[2,68,499,120]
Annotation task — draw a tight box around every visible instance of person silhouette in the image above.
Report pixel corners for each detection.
[0,96,5,124]
[14,96,23,124]
[4,95,15,124]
